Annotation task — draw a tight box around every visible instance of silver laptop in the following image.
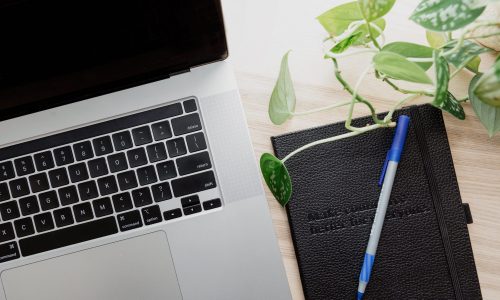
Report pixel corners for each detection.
[0,1,291,299]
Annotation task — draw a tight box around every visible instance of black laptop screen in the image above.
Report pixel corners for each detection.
[0,0,227,120]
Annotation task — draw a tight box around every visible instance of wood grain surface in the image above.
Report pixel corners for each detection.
[221,0,500,299]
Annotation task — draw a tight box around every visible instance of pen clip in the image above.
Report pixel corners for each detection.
[378,152,389,187]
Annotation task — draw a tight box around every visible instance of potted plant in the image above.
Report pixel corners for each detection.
[260,0,500,206]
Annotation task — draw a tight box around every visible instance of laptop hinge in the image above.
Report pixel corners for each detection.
[169,69,191,77]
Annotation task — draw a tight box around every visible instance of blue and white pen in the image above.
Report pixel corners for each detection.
[357,115,410,300]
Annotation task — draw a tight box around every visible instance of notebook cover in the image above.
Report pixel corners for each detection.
[271,105,481,299]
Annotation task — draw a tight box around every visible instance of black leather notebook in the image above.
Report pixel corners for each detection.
[271,105,481,300]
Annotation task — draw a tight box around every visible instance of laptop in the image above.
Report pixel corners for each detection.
[0,0,291,299]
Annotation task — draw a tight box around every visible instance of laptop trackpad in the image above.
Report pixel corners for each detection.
[1,231,182,300]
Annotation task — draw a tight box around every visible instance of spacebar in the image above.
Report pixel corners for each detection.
[19,217,118,257]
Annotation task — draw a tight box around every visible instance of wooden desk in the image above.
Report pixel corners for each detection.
[221,0,500,299]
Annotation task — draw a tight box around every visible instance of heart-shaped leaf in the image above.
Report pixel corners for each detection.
[382,42,434,70]
[317,1,386,44]
[470,74,500,137]
[473,60,500,107]
[358,0,396,21]
[373,52,433,84]
[432,52,465,119]
[410,0,486,32]
[260,153,292,206]
[442,40,490,69]
[330,32,363,54]
[426,30,447,49]
[269,52,296,125]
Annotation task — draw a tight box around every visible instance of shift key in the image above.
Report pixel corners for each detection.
[171,171,216,197]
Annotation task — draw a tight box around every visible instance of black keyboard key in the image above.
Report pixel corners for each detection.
[0,161,15,182]
[132,126,153,146]
[73,141,94,161]
[58,186,79,206]
[151,182,172,202]
[78,181,99,201]
[137,166,158,186]
[203,198,222,210]
[171,113,202,136]
[151,121,172,141]
[93,197,114,217]
[88,158,109,178]
[108,153,128,173]
[48,168,70,188]
[53,207,74,228]
[0,201,20,221]
[166,138,187,158]
[186,132,207,153]
[9,178,30,198]
[19,216,118,257]
[146,143,168,163]
[156,161,177,181]
[38,191,59,211]
[127,148,148,168]
[97,176,118,196]
[19,196,40,216]
[141,205,162,225]
[29,173,50,193]
[68,163,89,183]
[117,210,142,232]
[117,171,138,191]
[0,183,10,202]
[171,171,217,198]
[183,204,202,216]
[92,136,114,156]
[112,131,133,151]
[0,222,15,242]
[14,156,35,176]
[73,202,94,222]
[34,151,55,171]
[181,195,200,208]
[131,187,153,207]
[183,99,197,113]
[0,241,19,263]
[164,208,182,221]
[176,152,212,176]
[112,192,133,212]
[14,217,35,237]
[34,212,55,232]
[53,146,74,166]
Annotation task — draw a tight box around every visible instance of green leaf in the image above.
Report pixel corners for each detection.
[382,42,434,70]
[269,52,296,125]
[466,56,481,73]
[432,52,466,119]
[317,2,386,44]
[373,52,433,84]
[330,32,363,53]
[357,0,396,21]
[260,153,292,206]
[426,31,447,48]
[442,40,490,69]
[470,74,500,137]
[410,0,486,32]
[473,60,500,107]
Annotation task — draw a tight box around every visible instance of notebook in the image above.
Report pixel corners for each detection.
[271,104,481,299]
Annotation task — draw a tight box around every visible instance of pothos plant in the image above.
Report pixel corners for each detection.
[260,0,500,207]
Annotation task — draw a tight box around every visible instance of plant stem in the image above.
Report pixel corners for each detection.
[406,57,435,63]
[385,95,423,122]
[281,122,395,163]
[457,96,469,102]
[365,20,381,49]
[331,59,384,124]
[324,49,378,59]
[383,78,434,97]
[291,101,351,116]
[443,21,500,57]
[345,63,374,131]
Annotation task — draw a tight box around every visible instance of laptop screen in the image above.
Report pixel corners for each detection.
[0,0,227,120]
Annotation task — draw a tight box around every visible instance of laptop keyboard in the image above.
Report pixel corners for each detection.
[0,98,222,262]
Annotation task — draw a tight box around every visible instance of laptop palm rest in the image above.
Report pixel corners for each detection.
[0,231,182,300]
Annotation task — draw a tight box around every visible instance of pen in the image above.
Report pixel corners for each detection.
[357,115,410,300]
